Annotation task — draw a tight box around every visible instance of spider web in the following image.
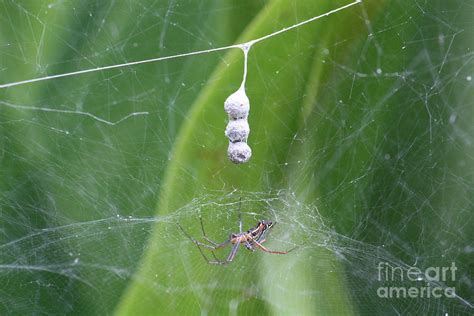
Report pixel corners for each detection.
[1,0,473,315]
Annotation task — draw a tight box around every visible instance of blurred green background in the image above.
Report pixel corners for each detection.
[0,0,473,315]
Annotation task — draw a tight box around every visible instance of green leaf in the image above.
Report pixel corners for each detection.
[117,1,386,314]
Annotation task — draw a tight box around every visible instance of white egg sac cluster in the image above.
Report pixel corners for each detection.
[224,89,251,164]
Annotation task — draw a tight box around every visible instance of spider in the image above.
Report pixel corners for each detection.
[177,212,296,265]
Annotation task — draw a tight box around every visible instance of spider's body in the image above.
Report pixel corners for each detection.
[231,220,273,251]
[178,218,295,265]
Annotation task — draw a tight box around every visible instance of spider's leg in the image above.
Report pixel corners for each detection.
[199,216,213,243]
[199,217,228,247]
[205,240,230,262]
[176,223,218,250]
[252,239,297,255]
[238,197,243,234]
[177,222,231,264]
[226,241,241,262]
[204,241,241,265]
